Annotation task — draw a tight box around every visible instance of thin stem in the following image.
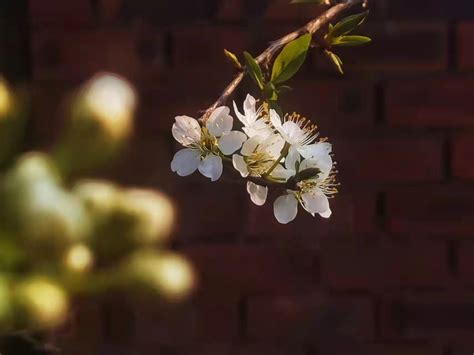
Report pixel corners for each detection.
[263,142,290,178]
[199,0,364,123]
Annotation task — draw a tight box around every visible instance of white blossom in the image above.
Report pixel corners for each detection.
[273,150,337,224]
[171,107,246,181]
[270,109,331,160]
[233,94,273,139]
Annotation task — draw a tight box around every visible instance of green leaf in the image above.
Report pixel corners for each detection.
[224,49,242,69]
[264,82,279,101]
[330,10,369,38]
[291,0,327,4]
[271,33,312,85]
[244,51,265,90]
[297,168,321,181]
[325,50,344,75]
[332,35,372,47]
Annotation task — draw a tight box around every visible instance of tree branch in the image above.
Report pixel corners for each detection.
[199,0,366,123]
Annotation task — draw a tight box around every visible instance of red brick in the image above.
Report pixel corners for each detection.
[137,72,232,134]
[336,135,443,184]
[453,133,474,180]
[320,240,448,291]
[278,79,375,135]
[32,29,165,81]
[386,78,474,127]
[382,294,474,343]
[318,342,441,355]
[173,181,250,241]
[29,0,94,26]
[247,294,374,342]
[173,25,250,73]
[217,0,244,22]
[133,298,238,347]
[183,244,318,297]
[457,242,474,286]
[55,298,103,355]
[386,185,474,238]
[459,22,474,70]
[316,22,447,72]
[264,0,324,22]
[165,343,307,355]
[246,192,377,246]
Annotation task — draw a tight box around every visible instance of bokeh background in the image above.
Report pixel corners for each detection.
[2,0,474,354]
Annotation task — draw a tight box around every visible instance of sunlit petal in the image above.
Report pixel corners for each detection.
[218,131,247,155]
[170,149,200,176]
[246,181,268,206]
[273,193,298,224]
[232,154,249,177]
[172,116,202,146]
[206,106,233,137]
[198,154,223,182]
[301,190,330,215]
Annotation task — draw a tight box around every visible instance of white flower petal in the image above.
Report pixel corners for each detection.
[243,94,257,122]
[299,142,332,159]
[246,181,268,206]
[273,193,299,224]
[206,106,233,137]
[281,121,304,145]
[319,208,332,219]
[300,155,333,180]
[232,154,249,177]
[270,109,283,131]
[285,145,300,171]
[301,190,330,215]
[218,131,247,155]
[262,134,285,159]
[172,116,201,146]
[271,164,294,181]
[233,100,247,126]
[170,148,200,176]
[198,154,223,182]
[241,136,262,156]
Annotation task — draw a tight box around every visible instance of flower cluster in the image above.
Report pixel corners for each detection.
[171,94,338,224]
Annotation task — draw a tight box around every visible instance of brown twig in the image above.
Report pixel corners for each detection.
[199,0,365,123]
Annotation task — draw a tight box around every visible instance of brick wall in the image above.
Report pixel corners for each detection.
[3,0,474,354]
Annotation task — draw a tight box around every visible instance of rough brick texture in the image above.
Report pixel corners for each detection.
[5,0,474,353]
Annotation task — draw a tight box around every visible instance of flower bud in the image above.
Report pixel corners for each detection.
[124,250,195,302]
[15,277,69,329]
[0,77,12,118]
[0,153,90,259]
[0,275,12,327]
[54,73,137,174]
[64,244,94,273]
[117,189,175,244]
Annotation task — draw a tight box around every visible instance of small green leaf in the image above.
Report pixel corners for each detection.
[224,49,242,69]
[325,50,344,75]
[244,51,265,90]
[264,82,279,101]
[291,0,327,4]
[330,10,369,38]
[332,35,372,47]
[297,168,321,181]
[271,33,312,84]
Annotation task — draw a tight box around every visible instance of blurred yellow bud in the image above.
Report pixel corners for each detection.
[12,152,60,184]
[0,275,12,325]
[82,73,136,141]
[125,250,195,302]
[15,277,69,328]
[54,73,137,174]
[74,180,119,217]
[0,153,90,258]
[0,78,12,117]
[64,244,94,273]
[119,189,175,244]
